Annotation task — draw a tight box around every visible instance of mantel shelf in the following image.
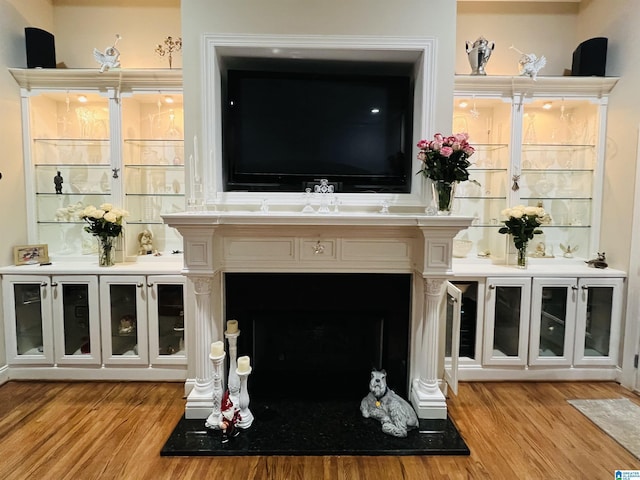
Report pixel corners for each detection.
[162,211,474,228]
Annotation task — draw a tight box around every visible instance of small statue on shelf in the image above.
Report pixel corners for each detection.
[93,34,122,73]
[219,390,241,444]
[586,252,608,269]
[560,243,579,259]
[54,171,63,194]
[137,229,155,255]
[118,314,136,335]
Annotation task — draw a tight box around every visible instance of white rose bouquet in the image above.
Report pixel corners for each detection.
[498,205,546,250]
[81,203,129,240]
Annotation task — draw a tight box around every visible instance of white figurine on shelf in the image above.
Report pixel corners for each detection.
[560,243,578,258]
[137,229,155,255]
[510,45,546,80]
[93,34,122,73]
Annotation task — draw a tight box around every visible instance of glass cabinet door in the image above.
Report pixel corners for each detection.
[519,98,599,258]
[51,276,101,365]
[452,96,512,259]
[147,275,186,365]
[483,277,531,366]
[529,278,577,366]
[444,282,462,395]
[99,275,148,365]
[574,277,623,366]
[2,275,53,364]
[29,92,112,257]
[121,92,184,258]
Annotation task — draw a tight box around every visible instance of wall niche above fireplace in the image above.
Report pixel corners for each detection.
[225,272,411,401]
[201,34,438,207]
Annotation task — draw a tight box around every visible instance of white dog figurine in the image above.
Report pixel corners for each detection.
[360,369,419,437]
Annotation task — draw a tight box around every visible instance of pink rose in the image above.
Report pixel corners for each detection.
[433,133,444,143]
[432,141,442,151]
[417,152,427,161]
[463,146,475,156]
[417,139,429,149]
[454,133,469,143]
[440,146,453,157]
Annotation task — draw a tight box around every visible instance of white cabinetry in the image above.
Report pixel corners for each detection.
[1,264,186,380]
[453,76,618,260]
[451,264,625,381]
[9,68,184,261]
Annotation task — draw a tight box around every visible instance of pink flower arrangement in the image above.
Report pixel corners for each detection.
[417,133,477,184]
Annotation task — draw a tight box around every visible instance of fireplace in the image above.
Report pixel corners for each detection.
[163,211,472,419]
[225,273,411,400]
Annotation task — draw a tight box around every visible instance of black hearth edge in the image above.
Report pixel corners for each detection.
[161,399,470,456]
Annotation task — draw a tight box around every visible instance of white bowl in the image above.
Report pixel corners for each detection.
[453,239,473,258]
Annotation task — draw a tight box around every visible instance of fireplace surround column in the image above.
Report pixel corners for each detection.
[185,275,216,419]
[411,277,448,419]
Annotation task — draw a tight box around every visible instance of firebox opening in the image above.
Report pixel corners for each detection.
[224,273,411,401]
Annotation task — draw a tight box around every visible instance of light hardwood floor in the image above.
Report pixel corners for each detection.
[0,380,638,479]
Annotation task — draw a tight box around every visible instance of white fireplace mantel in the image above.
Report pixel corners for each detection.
[163,210,472,420]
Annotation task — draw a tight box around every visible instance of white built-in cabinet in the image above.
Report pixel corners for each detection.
[1,268,186,380]
[9,68,185,261]
[452,76,618,260]
[449,270,624,381]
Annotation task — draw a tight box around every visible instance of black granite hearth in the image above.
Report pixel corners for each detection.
[161,399,469,456]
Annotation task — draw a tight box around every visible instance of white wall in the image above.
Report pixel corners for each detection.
[0,0,55,372]
[52,0,180,69]
[574,0,640,388]
[456,2,579,76]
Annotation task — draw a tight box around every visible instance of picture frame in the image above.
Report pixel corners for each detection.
[13,244,50,266]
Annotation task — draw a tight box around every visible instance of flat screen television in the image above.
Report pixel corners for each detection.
[222,68,414,193]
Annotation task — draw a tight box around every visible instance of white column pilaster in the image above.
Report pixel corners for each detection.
[411,277,448,419]
[185,275,216,419]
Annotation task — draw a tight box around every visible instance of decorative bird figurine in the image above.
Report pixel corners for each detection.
[559,243,578,258]
[94,34,122,73]
[510,45,547,80]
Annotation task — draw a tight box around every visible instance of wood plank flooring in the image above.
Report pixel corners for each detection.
[0,380,638,479]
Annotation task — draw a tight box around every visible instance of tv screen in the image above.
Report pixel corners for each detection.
[223,69,413,193]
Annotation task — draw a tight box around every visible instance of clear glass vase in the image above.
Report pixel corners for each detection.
[516,244,528,269]
[431,181,457,215]
[98,236,115,267]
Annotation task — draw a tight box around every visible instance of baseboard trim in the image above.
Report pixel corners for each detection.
[0,365,9,385]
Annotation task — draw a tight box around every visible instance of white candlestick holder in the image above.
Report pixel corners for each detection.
[225,330,241,405]
[236,367,254,429]
[204,351,226,429]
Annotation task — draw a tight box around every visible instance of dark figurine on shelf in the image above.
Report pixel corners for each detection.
[54,171,63,194]
[586,252,608,269]
[219,389,241,444]
[360,369,418,438]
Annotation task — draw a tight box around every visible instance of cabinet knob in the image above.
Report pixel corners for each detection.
[40,281,47,287]
[50,282,58,287]
[488,284,495,290]
[147,283,154,288]
[571,285,579,290]
[137,282,144,288]
[581,285,589,290]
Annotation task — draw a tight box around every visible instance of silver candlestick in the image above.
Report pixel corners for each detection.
[225,330,241,405]
[204,351,226,429]
[236,366,254,429]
